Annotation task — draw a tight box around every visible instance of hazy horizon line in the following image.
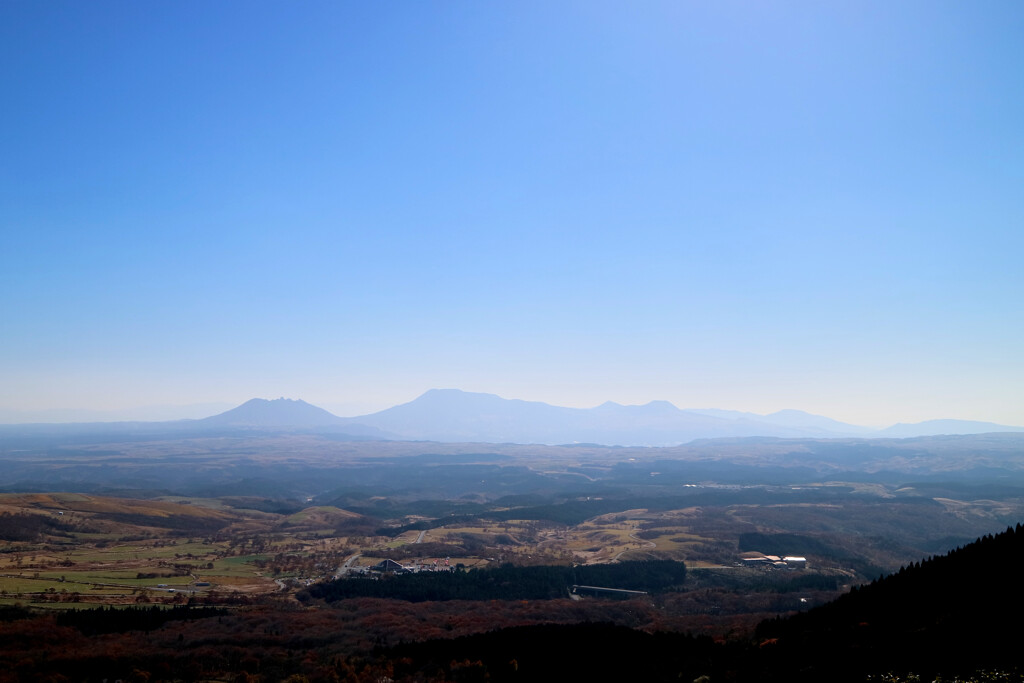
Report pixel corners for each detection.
[1,389,1020,430]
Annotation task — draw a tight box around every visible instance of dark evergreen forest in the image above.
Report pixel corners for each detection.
[301,560,688,603]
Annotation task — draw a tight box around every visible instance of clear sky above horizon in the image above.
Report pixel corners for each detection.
[2,1,1022,426]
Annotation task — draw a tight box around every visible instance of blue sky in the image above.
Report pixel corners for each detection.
[2,1,1022,425]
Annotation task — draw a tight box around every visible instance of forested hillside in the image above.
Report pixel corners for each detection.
[755,523,1024,680]
[301,560,687,602]
[372,525,1024,682]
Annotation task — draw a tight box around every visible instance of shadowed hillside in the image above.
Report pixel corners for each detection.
[374,524,1024,682]
[755,522,1024,680]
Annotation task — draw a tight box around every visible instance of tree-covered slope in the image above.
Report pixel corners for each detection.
[756,523,1024,680]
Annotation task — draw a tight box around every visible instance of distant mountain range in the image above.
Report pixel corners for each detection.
[197,389,1024,446]
[3,390,1022,446]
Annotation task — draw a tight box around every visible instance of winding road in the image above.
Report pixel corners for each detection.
[334,552,362,579]
[611,531,657,562]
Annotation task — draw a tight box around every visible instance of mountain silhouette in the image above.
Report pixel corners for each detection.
[7,391,1021,446]
[201,398,344,427]
[879,418,1024,437]
[336,389,871,445]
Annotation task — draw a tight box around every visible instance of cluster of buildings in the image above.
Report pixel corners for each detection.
[366,558,456,575]
[739,553,807,569]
